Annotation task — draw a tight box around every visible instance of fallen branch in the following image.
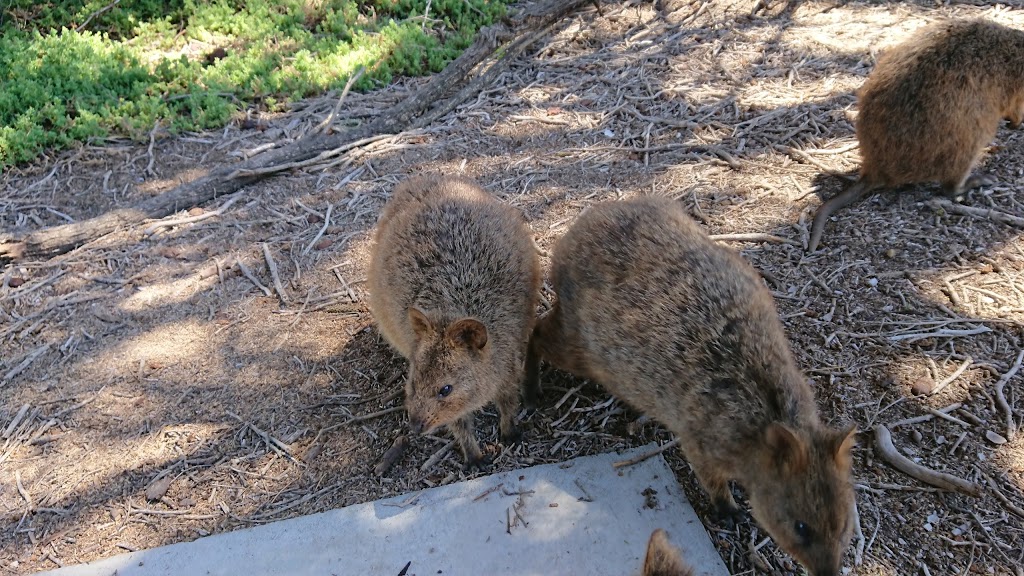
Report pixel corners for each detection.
[226,411,297,462]
[994,349,1023,441]
[709,233,801,246]
[0,0,592,263]
[611,438,680,469]
[873,424,980,496]
[887,326,991,343]
[927,198,1024,228]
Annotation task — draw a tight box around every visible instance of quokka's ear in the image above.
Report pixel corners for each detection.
[763,422,809,475]
[643,529,693,576]
[445,317,488,350]
[831,425,858,473]
[408,306,433,338]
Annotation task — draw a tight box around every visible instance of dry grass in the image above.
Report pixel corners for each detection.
[3,0,1024,574]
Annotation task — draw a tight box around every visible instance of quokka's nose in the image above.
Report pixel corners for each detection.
[408,417,425,435]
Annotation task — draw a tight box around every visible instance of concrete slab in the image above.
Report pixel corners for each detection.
[38,445,728,576]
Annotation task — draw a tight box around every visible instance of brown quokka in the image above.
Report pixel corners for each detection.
[527,197,856,576]
[642,529,693,576]
[367,174,541,469]
[808,18,1024,252]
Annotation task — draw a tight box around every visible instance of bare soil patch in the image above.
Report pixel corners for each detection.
[2,1,1023,574]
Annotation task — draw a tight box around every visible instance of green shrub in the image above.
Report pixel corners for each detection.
[0,0,509,167]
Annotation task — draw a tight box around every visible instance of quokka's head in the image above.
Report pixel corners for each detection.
[747,423,857,576]
[404,306,493,435]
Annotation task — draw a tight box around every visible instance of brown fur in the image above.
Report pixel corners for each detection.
[809,18,1024,251]
[642,529,694,576]
[528,197,857,576]
[366,174,541,468]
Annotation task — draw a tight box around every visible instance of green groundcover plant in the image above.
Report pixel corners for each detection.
[0,0,508,167]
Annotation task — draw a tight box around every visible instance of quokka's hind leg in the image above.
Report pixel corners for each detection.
[523,324,544,411]
[943,172,994,200]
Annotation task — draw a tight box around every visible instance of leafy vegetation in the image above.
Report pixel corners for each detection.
[0,0,508,167]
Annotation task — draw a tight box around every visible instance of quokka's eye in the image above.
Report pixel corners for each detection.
[794,521,811,544]
[438,384,453,398]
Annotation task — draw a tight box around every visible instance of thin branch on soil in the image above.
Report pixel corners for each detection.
[888,326,991,343]
[145,121,160,176]
[709,233,801,246]
[3,404,31,438]
[312,66,366,137]
[420,440,454,472]
[611,438,680,469]
[347,405,404,424]
[226,411,297,462]
[928,198,1024,227]
[873,424,980,496]
[2,343,51,386]
[143,195,240,236]
[889,402,961,429]
[237,260,273,297]
[993,349,1023,441]
[303,203,333,256]
[979,471,1024,519]
[929,357,973,396]
[261,243,289,305]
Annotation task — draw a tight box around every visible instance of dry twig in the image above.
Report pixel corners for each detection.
[611,439,680,469]
[993,349,1023,441]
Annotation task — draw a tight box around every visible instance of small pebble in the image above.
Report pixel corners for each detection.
[911,430,923,444]
[911,378,934,395]
[985,430,1007,445]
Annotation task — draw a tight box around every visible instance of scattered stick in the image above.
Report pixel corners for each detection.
[980,471,1024,519]
[927,198,1024,228]
[302,203,333,256]
[312,66,366,136]
[612,438,680,469]
[994,349,1023,441]
[145,120,160,176]
[143,195,240,236]
[929,357,972,396]
[76,0,122,32]
[873,425,980,496]
[261,243,289,305]
[2,344,51,386]
[374,435,409,477]
[236,260,273,297]
[890,403,962,429]
[775,145,855,178]
[420,440,454,472]
[15,470,32,508]
[347,405,404,425]
[473,483,505,502]
[2,404,30,438]
[709,233,801,247]
[888,326,991,343]
[226,411,297,462]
